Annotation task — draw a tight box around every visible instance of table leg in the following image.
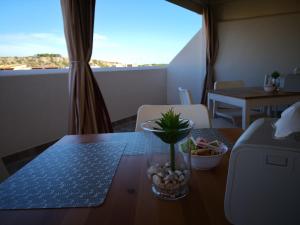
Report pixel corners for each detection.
[263,106,268,115]
[273,105,279,117]
[242,104,250,130]
[212,101,217,118]
[207,94,214,119]
[0,158,9,181]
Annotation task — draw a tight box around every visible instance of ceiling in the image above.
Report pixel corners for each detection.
[166,0,210,14]
[167,0,237,14]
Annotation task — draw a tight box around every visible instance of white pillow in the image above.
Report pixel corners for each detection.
[274,101,300,138]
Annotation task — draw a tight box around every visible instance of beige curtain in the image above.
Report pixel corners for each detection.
[201,5,219,105]
[61,0,113,134]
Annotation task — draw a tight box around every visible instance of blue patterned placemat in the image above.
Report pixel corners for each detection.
[0,129,232,209]
[123,132,168,155]
[0,142,125,209]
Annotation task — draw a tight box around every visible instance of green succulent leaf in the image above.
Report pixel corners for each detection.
[155,108,189,131]
[153,108,191,144]
[151,108,192,171]
[271,71,281,79]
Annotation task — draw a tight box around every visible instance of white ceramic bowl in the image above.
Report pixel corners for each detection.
[264,85,275,93]
[180,143,228,170]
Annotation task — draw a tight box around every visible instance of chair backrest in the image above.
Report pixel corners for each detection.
[178,87,193,105]
[214,80,245,90]
[214,80,245,110]
[135,104,211,131]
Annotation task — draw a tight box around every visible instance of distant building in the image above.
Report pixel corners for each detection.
[126,64,138,67]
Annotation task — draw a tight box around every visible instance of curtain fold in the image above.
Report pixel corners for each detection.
[61,0,113,134]
[201,5,219,105]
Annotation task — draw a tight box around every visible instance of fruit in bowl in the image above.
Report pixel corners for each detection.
[180,137,228,170]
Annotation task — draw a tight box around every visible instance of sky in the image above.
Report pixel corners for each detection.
[0,0,201,64]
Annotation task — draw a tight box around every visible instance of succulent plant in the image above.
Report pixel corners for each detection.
[153,108,192,171]
[155,108,189,130]
[271,71,281,79]
[154,108,190,143]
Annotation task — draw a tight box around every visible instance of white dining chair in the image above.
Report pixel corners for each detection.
[214,80,245,90]
[213,80,244,123]
[177,86,236,128]
[213,80,263,126]
[135,104,211,131]
[178,87,193,105]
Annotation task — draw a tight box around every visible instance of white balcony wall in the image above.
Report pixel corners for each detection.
[93,67,167,122]
[167,28,206,104]
[0,67,167,158]
[0,70,69,158]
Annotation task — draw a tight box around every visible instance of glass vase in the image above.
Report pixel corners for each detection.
[141,119,193,200]
[272,77,281,91]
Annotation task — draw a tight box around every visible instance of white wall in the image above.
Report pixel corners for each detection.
[0,67,167,157]
[0,71,68,158]
[166,0,300,101]
[167,28,206,104]
[94,67,167,121]
[214,0,300,86]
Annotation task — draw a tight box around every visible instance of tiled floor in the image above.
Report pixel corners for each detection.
[3,116,236,175]
[3,141,56,175]
[3,118,138,175]
[112,116,137,132]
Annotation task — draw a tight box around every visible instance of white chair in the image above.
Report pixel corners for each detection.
[214,80,245,90]
[213,80,244,124]
[213,80,263,126]
[178,87,192,105]
[135,104,211,131]
[177,86,236,128]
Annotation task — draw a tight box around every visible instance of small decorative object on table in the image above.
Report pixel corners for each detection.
[180,137,228,170]
[264,85,275,93]
[264,74,273,92]
[141,108,193,200]
[271,71,281,91]
[264,71,281,92]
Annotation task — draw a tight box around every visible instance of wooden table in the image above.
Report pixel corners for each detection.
[207,87,300,129]
[0,129,243,225]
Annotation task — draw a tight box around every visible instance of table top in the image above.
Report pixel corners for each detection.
[209,87,300,100]
[0,128,243,225]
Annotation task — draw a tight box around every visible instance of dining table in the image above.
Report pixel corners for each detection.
[0,128,243,225]
[207,87,300,129]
